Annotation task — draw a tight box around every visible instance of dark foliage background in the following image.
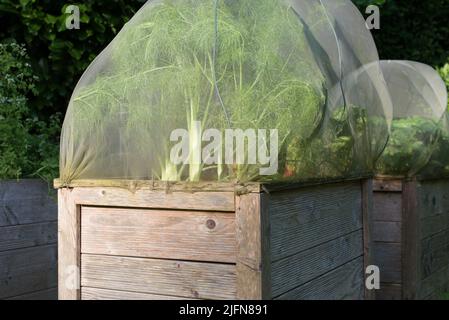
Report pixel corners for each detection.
[0,0,448,180]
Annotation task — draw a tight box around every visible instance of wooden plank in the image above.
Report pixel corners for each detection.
[71,187,235,212]
[373,179,403,192]
[376,283,402,300]
[372,192,402,222]
[271,231,363,298]
[81,206,236,263]
[372,243,401,283]
[402,179,419,300]
[0,222,57,252]
[54,179,261,193]
[235,193,271,299]
[81,254,236,300]
[275,257,365,300]
[58,188,80,300]
[362,179,374,300]
[0,245,57,299]
[269,182,362,262]
[6,288,57,300]
[372,221,401,243]
[81,287,197,300]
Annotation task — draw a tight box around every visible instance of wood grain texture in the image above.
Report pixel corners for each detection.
[0,222,57,252]
[372,221,401,243]
[269,182,362,262]
[372,243,401,283]
[81,254,236,300]
[81,206,236,263]
[376,283,402,300]
[81,287,197,300]
[362,180,374,300]
[373,179,402,192]
[271,231,363,298]
[372,192,402,222]
[235,192,271,299]
[71,187,234,212]
[6,288,57,300]
[0,245,57,299]
[275,257,365,300]
[58,188,80,300]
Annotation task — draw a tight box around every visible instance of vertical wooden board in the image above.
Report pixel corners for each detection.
[372,243,402,283]
[372,221,402,243]
[275,257,365,300]
[269,182,363,262]
[362,180,374,300]
[0,222,57,252]
[0,245,57,299]
[81,207,236,263]
[235,192,271,300]
[58,188,80,300]
[376,284,402,300]
[372,192,402,222]
[81,254,237,300]
[271,231,363,298]
[402,180,419,300]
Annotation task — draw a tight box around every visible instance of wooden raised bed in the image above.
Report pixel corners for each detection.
[373,176,449,300]
[0,180,57,300]
[55,178,373,300]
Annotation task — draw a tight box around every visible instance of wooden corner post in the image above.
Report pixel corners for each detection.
[58,188,81,300]
[362,179,374,300]
[235,192,271,299]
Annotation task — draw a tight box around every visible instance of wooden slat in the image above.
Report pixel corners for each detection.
[373,179,402,192]
[0,245,57,299]
[81,287,197,300]
[6,288,57,300]
[271,231,363,297]
[269,182,362,262]
[81,206,236,263]
[372,243,401,283]
[81,254,236,300]
[0,222,57,252]
[71,187,234,212]
[275,257,365,300]
[372,192,402,222]
[372,221,401,243]
[58,188,80,300]
[376,283,402,300]
[362,180,374,300]
[402,179,419,300]
[235,193,271,299]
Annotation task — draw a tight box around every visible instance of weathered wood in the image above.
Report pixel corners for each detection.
[71,187,234,212]
[0,222,57,252]
[373,179,403,192]
[271,231,363,298]
[376,283,402,300]
[362,179,374,300]
[235,192,271,299]
[58,188,80,300]
[372,221,401,243]
[372,192,402,222]
[6,288,57,300]
[81,254,236,300]
[372,243,401,283]
[0,245,57,299]
[402,179,419,300]
[275,257,365,300]
[269,182,362,262]
[81,206,236,263]
[81,287,196,300]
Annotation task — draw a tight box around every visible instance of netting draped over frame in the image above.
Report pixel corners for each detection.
[60,0,392,184]
[375,60,448,177]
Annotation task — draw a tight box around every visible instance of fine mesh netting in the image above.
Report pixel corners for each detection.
[60,0,392,184]
[375,60,448,177]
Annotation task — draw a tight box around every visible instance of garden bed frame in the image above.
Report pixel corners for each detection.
[55,178,373,300]
[373,176,449,300]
